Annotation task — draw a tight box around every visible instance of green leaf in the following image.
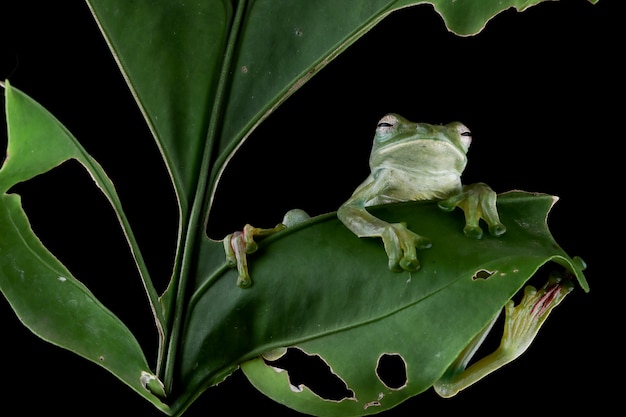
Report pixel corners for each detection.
[86,0,231,210]
[174,192,587,415]
[0,81,167,411]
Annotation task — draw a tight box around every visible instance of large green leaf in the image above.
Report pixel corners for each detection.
[86,0,230,211]
[175,192,587,415]
[0,82,168,412]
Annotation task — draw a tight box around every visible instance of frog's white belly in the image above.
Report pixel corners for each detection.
[364,167,462,206]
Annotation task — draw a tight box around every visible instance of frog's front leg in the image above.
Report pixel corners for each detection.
[224,223,285,288]
[433,270,574,397]
[338,201,432,272]
[438,182,506,239]
[223,209,310,288]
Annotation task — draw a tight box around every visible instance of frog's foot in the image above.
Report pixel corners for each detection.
[381,222,432,272]
[438,182,506,239]
[224,223,286,288]
[433,271,574,398]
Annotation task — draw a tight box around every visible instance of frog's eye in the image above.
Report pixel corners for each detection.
[376,114,399,136]
[455,124,472,151]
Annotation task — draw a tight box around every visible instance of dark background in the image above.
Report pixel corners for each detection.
[1,0,622,415]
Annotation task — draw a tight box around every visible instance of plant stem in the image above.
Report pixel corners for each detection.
[162,0,248,394]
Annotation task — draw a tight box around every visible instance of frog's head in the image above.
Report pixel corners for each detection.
[370,113,472,173]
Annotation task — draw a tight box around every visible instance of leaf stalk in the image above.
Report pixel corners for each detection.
[161,0,248,394]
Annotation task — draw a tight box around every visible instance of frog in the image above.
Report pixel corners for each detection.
[337,113,506,272]
[224,113,506,287]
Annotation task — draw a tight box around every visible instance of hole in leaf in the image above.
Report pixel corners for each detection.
[376,353,407,389]
[473,269,496,280]
[264,347,355,401]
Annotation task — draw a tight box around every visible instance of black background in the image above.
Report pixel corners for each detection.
[1,1,622,415]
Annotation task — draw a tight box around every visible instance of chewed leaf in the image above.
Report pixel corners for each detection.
[172,192,587,414]
[237,195,587,416]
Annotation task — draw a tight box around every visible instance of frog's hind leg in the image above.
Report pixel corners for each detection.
[433,271,574,397]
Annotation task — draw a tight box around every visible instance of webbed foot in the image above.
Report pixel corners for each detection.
[381,222,432,272]
[224,223,286,288]
[223,209,310,288]
[438,182,506,239]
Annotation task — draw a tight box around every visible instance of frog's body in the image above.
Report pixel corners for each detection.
[338,113,504,272]
[225,113,506,281]
[353,139,465,204]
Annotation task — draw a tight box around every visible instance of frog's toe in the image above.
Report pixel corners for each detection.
[388,257,404,272]
[463,225,483,239]
[415,236,432,249]
[237,274,252,288]
[488,222,506,237]
[399,257,421,272]
[386,254,420,272]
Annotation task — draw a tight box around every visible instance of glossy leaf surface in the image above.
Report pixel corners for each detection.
[179,192,586,414]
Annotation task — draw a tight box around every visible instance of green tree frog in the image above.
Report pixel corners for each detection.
[224,113,506,286]
[337,113,506,272]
